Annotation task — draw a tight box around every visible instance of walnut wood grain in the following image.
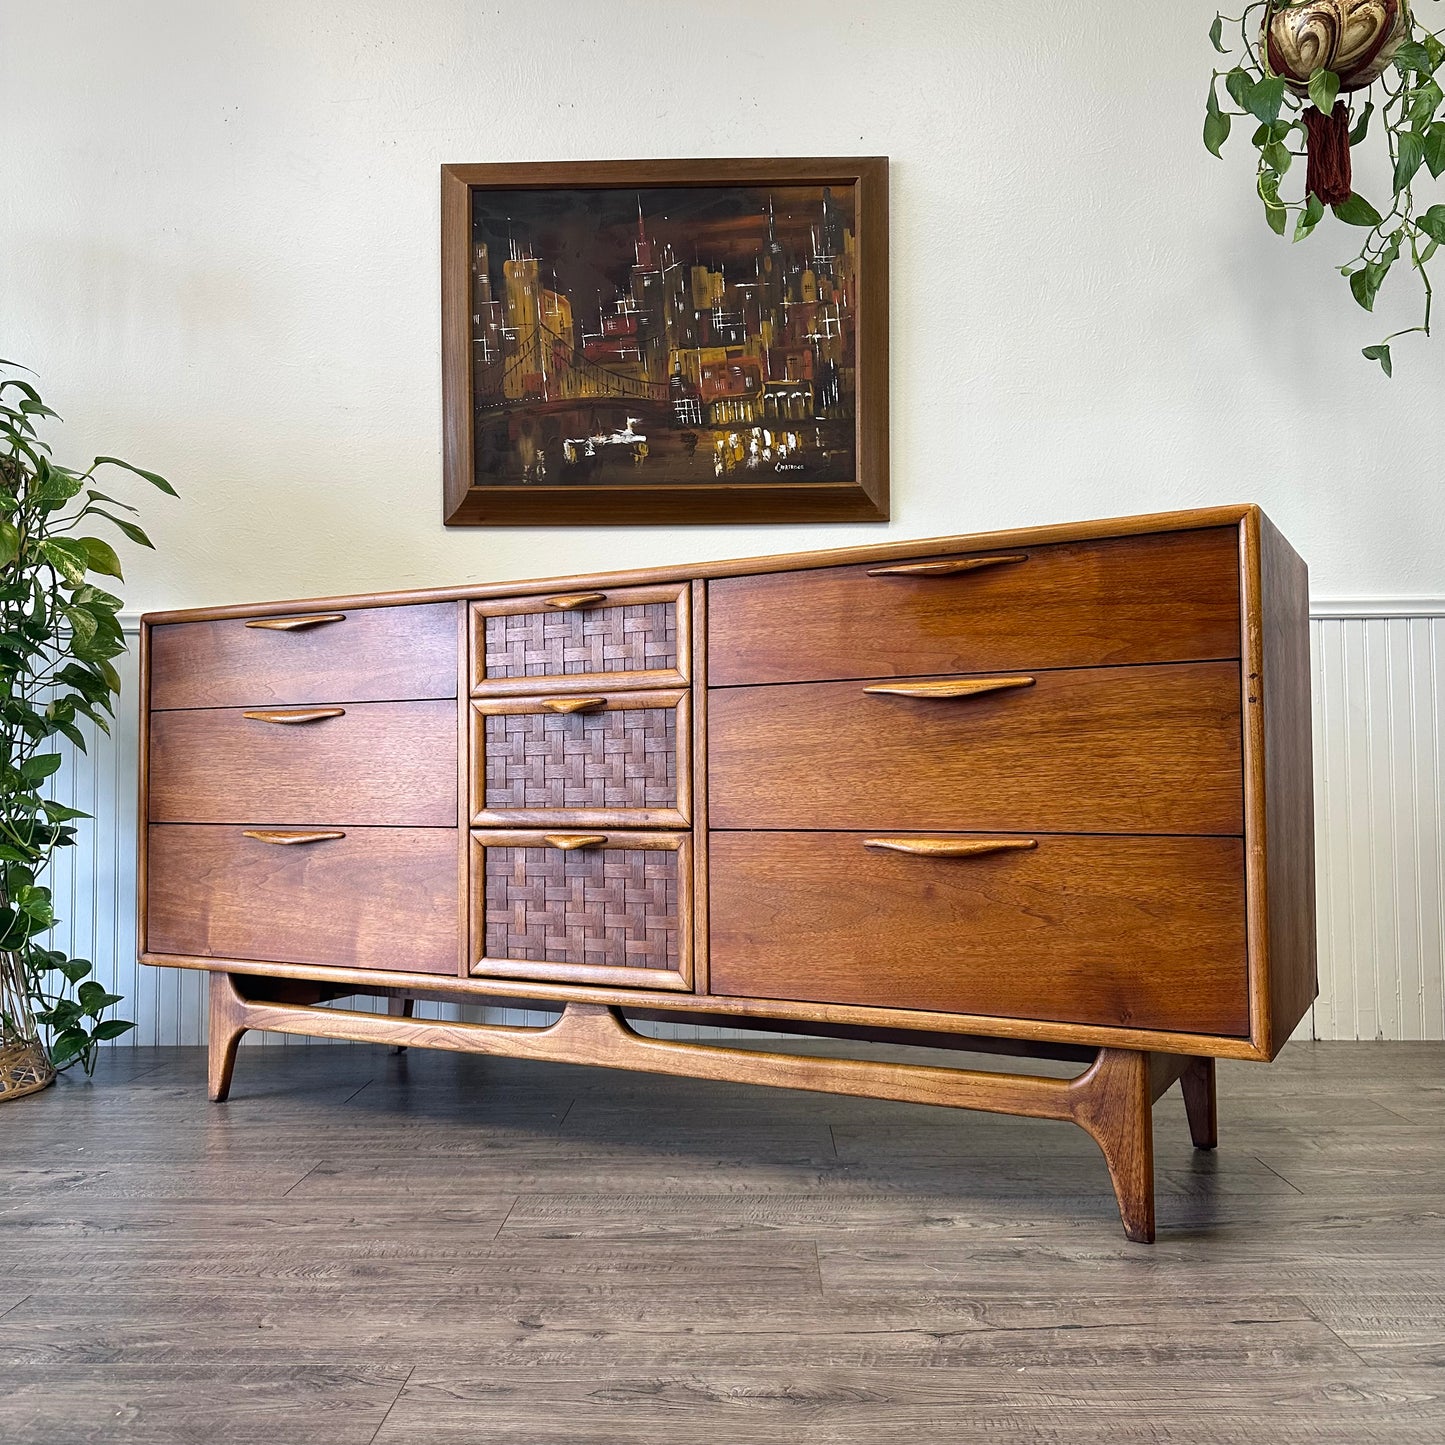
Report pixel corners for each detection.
[862,836,1038,858]
[543,592,609,610]
[1181,1055,1219,1149]
[541,697,609,714]
[147,825,459,974]
[148,700,457,827]
[710,662,1244,836]
[239,707,347,724]
[707,526,1242,687]
[1243,507,1318,1058]
[709,831,1249,1035]
[240,830,347,845]
[861,676,1035,700]
[149,601,460,710]
[201,986,1174,1241]
[243,612,347,631]
[866,553,1027,577]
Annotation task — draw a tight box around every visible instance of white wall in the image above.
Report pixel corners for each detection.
[3,0,1443,608]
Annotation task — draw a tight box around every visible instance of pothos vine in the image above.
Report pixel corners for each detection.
[1205,0,1445,374]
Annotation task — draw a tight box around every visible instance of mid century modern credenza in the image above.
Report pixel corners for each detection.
[137,504,1315,1241]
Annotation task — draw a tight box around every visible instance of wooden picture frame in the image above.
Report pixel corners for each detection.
[441,158,888,526]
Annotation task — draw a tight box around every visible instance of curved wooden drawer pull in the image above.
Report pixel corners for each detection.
[541,697,608,714]
[242,830,347,846]
[866,554,1027,578]
[244,613,347,631]
[864,837,1038,859]
[542,592,607,611]
[864,676,1036,700]
[543,834,608,851]
[241,708,347,725]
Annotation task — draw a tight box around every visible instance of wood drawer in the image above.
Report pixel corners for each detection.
[707,527,1240,686]
[471,583,689,696]
[148,701,457,827]
[471,691,689,827]
[146,825,459,973]
[147,602,459,710]
[471,830,691,990]
[709,661,1243,835]
[709,831,1249,1035]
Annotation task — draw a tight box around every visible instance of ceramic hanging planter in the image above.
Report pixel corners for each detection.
[1204,0,1445,374]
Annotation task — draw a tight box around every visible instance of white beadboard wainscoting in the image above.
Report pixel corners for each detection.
[40,608,1445,1048]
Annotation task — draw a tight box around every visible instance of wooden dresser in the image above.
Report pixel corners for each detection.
[138,505,1315,1241]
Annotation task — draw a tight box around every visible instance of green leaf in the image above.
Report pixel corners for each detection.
[1309,68,1340,116]
[1426,124,1445,180]
[1295,191,1326,242]
[78,536,123,580]
[1362,344,1393,377]
[1205,88,1232,157]
[38,537,88,586]
[91,456,177,497]
[1262,140,1292,175]
[1419,205,1445,244]
[57,959,92,983]
[1258,169,1287,234]
[1209,15,1226,53]
[91,1019,135,1041]
[1409,79,1444,127]
[49,1030,89,1066]
[1395,40,1432,76]
[1247,75,1287,125]
[1349,101,1375,146]
[19,753,62,782]
[1226,67,1254,110]
[1395,129,1426,194]
[90,511,154,549]
[0,519,18,569]
[1349,262,1386,312]
[1333,193,1384,227]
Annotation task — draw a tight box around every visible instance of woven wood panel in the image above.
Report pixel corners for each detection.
[484,602,677,680]
[484,708,677,812]
[484,846,679,971]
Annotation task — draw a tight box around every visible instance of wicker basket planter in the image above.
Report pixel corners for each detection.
[0,1038,55,1102]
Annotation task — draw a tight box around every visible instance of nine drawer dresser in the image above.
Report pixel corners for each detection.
[138,504,1315,1241]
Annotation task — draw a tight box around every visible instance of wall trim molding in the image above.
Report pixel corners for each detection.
[1311,598,1445,619]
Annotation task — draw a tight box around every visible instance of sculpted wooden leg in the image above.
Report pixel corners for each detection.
[1070,1048,1155,1244]
[388,996,415,1054]
[1180,1056,1218,1150]
[207,972,249,1102]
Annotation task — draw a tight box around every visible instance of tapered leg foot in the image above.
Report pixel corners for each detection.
[388,996,415,1054]
[207,972,249,1102]
[1071,1048,1155,1244]
[1180,1056,1218,1150]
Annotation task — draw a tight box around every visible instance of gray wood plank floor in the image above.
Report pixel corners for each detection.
[0,1040,1442,1443]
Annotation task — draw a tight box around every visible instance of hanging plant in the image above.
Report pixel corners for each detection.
[1204,0,1445,374]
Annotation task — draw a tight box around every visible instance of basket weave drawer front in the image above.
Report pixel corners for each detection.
[708,527,1241,686]
[149,602,459,710]
[472,690,688,826]
[472,831,691,989]
[471,584,689,695]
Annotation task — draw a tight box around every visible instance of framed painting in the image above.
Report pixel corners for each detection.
[441,157,888,526]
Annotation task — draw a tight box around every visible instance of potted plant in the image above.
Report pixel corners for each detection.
[1205,0,1445,373]
[0,359,175,1099]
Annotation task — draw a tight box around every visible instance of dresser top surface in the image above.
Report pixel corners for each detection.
[140,503,1261,627]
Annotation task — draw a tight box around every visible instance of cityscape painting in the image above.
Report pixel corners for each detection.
[441,159,888,525]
